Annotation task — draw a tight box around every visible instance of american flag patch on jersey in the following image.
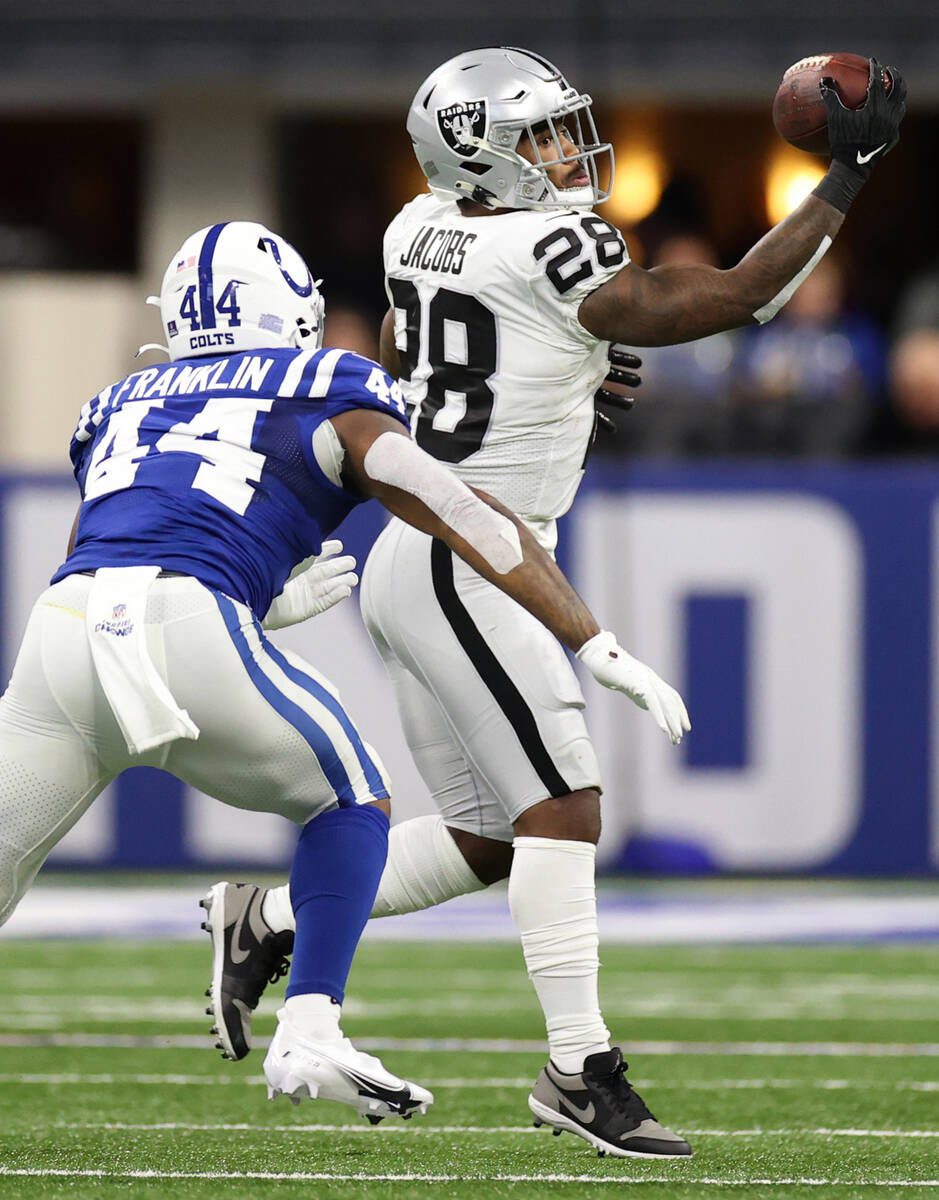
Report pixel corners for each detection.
[175,256,196,272]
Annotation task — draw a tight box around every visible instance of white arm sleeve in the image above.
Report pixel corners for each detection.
[363,431,523,574]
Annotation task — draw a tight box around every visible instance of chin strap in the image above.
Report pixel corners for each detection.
[453,179,500,207]
[138,294,170,356]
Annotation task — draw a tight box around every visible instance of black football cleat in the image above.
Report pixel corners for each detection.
[200,882,294,1061]
[529,1047,692,1159]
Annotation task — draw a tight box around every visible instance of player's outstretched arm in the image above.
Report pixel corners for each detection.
[579,196,844,346]
[331,409,689,744]
[579,60,906,347]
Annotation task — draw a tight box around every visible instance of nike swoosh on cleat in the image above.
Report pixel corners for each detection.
[857,144,887,165]
[560,1096,596,1123]
[343,1068,413,1108]
[229,902,253,964]
[229,891,268,965]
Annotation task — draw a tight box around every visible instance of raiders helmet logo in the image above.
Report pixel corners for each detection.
[436,99,488,158]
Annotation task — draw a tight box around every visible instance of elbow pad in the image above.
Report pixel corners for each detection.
[363,432,523,574]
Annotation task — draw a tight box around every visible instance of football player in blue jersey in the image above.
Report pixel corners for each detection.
[0,220,688,1124]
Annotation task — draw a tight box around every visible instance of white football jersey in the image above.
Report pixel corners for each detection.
[384,191,629,551]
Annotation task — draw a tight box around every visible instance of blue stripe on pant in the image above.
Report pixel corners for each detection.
[214,592,358,807]
[261,637,389,801]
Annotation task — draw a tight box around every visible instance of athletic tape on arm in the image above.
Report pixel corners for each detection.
[363,431,523,574]
[752,235,832,324]
[311,418,345,486]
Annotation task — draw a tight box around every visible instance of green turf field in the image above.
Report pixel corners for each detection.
[0,936,937,1198]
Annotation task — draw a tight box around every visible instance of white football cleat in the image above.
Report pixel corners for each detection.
[263,1010,433,1123]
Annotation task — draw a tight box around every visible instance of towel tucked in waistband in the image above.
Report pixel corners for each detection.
[86,565,200,756]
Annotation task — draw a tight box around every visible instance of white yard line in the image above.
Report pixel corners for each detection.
[2,1168,939,1186]
[5,1073,937,1092]
[0,1073,267,1085]
[3,1032,939,1056]
[4,999,938,1023]
[54,1121,939,1139]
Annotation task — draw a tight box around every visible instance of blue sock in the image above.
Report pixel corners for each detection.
[285,804,389,1003]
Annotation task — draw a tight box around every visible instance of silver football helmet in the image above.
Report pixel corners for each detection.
[406,46,613,211]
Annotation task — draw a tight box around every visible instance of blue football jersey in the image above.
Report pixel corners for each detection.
[53,347,410,615]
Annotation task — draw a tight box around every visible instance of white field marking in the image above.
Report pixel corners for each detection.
[0,1074,267,1085]
[364,1038,939,1057]
[3,1033,939,1057]
[3,1169,939,1186]
[431,1078,939,1093]
[0,1033,216,1048]
[4,967,167,988]
[6,992,939,1022]
[346,968,939,989]
[56,1121,939,1139]
[6,1074,939,1094]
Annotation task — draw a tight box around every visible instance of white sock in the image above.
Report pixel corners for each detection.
[260,815,486,934]
[370,814,486,917]
[261,884,295,933]
[508,836,611,1075]
[283,992,342,1043]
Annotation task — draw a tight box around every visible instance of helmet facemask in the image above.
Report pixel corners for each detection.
[495,102,612,211]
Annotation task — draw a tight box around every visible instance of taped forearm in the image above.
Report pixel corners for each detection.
[752,235,833,324]
[363,431,523,573]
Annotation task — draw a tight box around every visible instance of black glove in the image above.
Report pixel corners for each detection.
[595,346,642,414]
[821,58,907,180]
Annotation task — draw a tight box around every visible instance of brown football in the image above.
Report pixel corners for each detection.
[773,52,892,155]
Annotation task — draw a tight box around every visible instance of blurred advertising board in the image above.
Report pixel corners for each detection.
[1,462,934,874]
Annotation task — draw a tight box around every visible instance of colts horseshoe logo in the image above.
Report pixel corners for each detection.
[259,237,314,298]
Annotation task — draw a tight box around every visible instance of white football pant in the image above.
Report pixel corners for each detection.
[0,572,388,927]
[361,519,601,841]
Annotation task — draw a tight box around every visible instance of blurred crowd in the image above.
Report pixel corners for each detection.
[614,208,939,455]
[590,231,939,458]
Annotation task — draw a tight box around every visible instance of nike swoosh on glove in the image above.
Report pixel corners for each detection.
[821,58,907,179]
[262,540,359,630]
[577,630,691,745]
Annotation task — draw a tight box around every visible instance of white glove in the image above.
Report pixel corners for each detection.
[577,629,691,745]
[262,540,358,631]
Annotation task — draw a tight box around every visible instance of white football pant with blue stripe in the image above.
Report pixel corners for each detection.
[0,572,389,927]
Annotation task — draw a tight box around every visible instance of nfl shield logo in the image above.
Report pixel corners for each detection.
[436,99,488,158]
[113,604,126,620]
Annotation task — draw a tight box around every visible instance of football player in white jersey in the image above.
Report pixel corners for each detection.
[207,47,904,1159]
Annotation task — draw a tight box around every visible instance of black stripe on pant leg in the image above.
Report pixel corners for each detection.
[429,538,571,799]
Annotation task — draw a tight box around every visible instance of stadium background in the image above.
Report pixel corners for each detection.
[0,0,937,878]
